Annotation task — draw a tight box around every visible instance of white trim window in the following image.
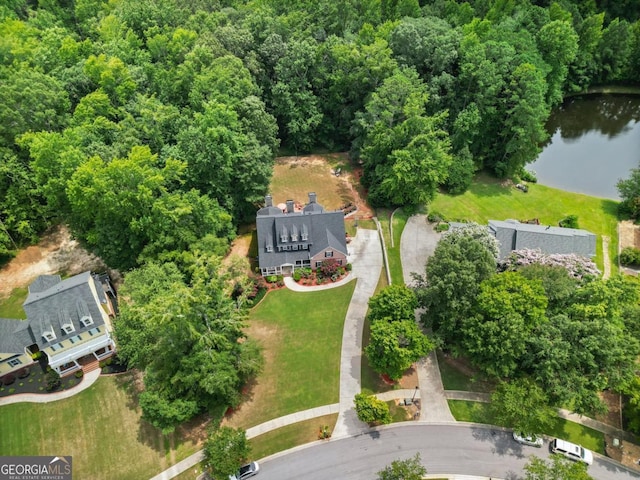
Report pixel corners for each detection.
[80,316,94,328]
[62,322,75,335]
[43,330,56,342]
[325,250,334,258]
[8,357,22,367]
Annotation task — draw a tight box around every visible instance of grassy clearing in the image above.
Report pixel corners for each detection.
[448,400,605,454]
[228,282,355,429]
[0,374,203,480]
[249,413,339,460]
[270,154,353,210]
[437,351,494,393]
[376,208,409,285]
[0,287,28,319]
[430,174,619,273]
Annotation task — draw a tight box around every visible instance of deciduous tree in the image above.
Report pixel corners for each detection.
[377,453,427,480]
[203,427,250,480]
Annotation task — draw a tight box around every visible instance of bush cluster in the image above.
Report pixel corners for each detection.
[620,246,640,266]
[501,249,600,279]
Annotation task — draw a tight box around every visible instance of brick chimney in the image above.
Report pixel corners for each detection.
[286,200,294,213]
[265,195,273,207]
[308,192,317,204]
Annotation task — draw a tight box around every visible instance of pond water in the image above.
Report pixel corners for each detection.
[530,95,640,200]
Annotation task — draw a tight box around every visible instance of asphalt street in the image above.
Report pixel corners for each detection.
[256,424,640,480]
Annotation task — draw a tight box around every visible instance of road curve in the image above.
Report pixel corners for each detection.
[256,423,640,480]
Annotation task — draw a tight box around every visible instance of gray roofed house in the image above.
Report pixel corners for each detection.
[488,219,597,259]
[0,271,117,380]
[256,193,348,276]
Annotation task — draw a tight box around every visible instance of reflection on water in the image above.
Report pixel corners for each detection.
[531,95,640,199]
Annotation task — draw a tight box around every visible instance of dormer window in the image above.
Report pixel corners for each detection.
[43,330,56,342]
[266,244,273,252]
[291,225,298,242]
[280,225,288,243]
[301,224,309,241]
[80,316,94,328]
[62,322,75,335]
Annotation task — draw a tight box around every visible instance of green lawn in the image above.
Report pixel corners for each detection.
[437,351,494,393]
[430,174,619,273]
[0,374,202,480]
[448,400,605,454]
[0,287,28,319]
[233,282,356,428]
[376,208,409,285]
[250,413,339,460]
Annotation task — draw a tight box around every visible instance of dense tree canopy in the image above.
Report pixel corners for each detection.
[2,0,639,257]
[115,254,263,432]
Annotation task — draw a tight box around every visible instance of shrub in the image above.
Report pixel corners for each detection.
[17,368,30,379]
[276,280,284,287]
[3,375,15,386]
[345,263,352,272]
[435,222,450,232]
[427,211,445,223]
[292,270,302,281]
[518,168,538,183]
[266,275,278,283]
[318,259,340,279]
[45,370,61,391]
[501,249,600,280]
[558,214,579,229]
[31,351,43,360]
[74,370,84,379]
[8,388,15,394]
[620,246,640,266]
[354,393,392,425]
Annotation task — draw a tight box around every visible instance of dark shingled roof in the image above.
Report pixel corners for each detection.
[488,219,597,259]
[22,272,107,349]
[256,194,347,270]
[0,318,29,353]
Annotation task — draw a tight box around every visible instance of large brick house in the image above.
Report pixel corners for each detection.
[0,271,117,379]
[256,193,348,276]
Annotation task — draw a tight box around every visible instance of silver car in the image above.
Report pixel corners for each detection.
[229,461,260,480]
[513,431,543,447]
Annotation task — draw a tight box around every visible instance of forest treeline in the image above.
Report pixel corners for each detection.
[2,0,640,267]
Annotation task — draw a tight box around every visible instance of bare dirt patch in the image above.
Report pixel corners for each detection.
[0,225,109,299]
[619,220,638,250]
[271,153,374,219]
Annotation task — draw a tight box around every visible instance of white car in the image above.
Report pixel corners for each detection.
[512,432,543,447]
[229,461,260,480]
[550,438,593,465]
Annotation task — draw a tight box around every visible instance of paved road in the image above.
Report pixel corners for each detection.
[257,424,640,480]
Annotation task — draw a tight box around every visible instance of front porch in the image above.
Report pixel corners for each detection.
[54,344,115,377]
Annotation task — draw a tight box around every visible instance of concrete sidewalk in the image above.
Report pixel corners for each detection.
[0,368,101,406]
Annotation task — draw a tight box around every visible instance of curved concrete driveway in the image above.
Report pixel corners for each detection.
[400,215,454,422]
[333,228,383,438]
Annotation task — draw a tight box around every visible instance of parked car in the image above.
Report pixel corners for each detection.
[512,432,543,447]
[229,461,260,480]
[550,438,593,465]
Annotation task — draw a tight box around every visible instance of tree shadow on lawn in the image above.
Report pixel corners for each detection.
[466,173,515,198]
[600,197,621,219]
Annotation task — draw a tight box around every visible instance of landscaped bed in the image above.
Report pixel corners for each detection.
[0,365,84,397]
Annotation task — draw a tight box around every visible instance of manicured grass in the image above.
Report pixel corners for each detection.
[430,174,619,273]
[448,400,605,454]
[0,374,203,480]
[249,413,339,460]
[387,400,412,422]
[376,208,409,285]
[270,153,353,210]
[0,287,28,319]
[437,351,494,393]
[234,282,356,428]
